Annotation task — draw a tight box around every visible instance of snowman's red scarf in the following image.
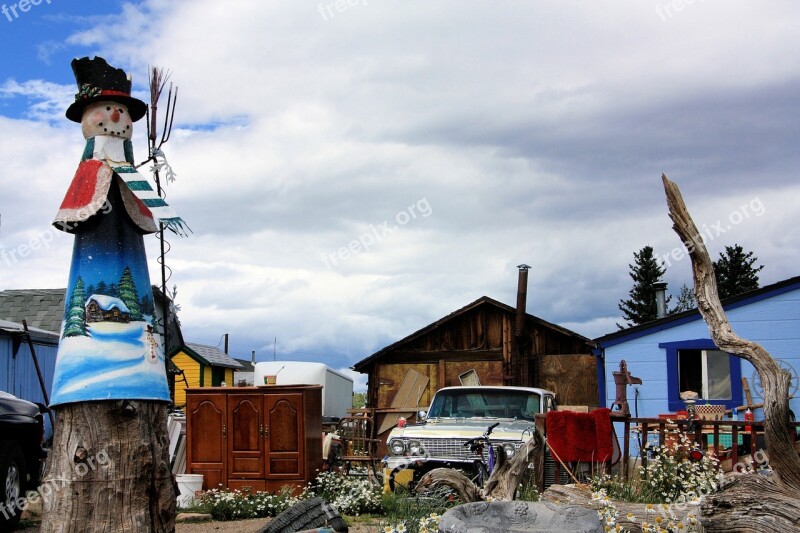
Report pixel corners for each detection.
[53,137,189,236]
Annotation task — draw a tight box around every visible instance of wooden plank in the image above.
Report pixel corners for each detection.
[540,354,598,407]
[742,377,754,406]
[377,368,429,434]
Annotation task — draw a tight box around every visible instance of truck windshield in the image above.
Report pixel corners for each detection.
[427,389,541,421]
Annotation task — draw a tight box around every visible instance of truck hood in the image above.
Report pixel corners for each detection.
[0,391,40,419]
[389,417,536,441]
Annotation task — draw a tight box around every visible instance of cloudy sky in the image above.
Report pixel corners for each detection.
[1,1,799,391]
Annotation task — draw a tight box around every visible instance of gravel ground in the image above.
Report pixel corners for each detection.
[14,514,381,532]
[14,493,381,532]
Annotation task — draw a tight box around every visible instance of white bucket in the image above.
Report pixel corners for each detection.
[176,474,204,508]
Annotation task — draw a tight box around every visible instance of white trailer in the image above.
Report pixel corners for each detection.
[254,361,353,421]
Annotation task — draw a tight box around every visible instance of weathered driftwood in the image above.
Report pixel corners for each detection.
[541,483,656,533]
[413,468,484,503]
[700,473,800,532]
[40,401,175,532]
[662,174,800,493]
[414,428,545,501]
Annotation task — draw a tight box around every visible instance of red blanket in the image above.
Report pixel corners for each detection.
[545,408,614,463]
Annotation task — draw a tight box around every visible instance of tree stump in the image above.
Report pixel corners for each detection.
[40,401,175,532]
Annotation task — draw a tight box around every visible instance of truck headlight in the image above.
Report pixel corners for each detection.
[389,439,406,455]
[408,440,423,455]
[502,443,517,458]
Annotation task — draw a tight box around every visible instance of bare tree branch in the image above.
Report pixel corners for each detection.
[662,174,800,492]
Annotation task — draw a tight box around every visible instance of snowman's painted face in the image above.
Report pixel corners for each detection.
[81,101,133,140]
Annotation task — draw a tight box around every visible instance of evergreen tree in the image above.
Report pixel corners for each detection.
[95,280,108,295]
[107,282,119,298]
[140,294,154,316]
[713,244,764,299]
[63,277,87,337]
[117,266,142,320]
[85,284,96,297]
[618,245,669,328]
[671,283,696,314]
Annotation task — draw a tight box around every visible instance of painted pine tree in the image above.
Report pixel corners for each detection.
[63,276,87,337]
[117,266,142,320]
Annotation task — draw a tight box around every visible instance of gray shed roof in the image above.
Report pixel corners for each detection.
[0,289,65,334]
[185,342,243,369]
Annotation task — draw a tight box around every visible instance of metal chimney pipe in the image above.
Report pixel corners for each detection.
[654,281,668,318]
[515,264,531,336]
[251,350,256,365]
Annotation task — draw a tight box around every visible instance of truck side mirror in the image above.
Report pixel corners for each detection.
[418,410,427,421]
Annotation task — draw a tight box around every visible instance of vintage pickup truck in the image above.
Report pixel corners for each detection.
[384,385,556,490]
[0,391,48,528]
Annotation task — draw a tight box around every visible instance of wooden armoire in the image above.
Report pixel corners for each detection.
[185,385,322,492]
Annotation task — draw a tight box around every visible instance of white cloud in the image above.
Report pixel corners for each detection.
[1,1,800,377]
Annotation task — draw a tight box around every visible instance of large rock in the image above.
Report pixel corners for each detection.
[438,501,603,533]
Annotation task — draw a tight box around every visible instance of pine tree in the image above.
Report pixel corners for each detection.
[618,245,669,328]
[63,276,87,337]
[117,266,142,320]
[95,280,108,296]
[139,293,154,316]
[713,244,764,299]
[671,283,696,313]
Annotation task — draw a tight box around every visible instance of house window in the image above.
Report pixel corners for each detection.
[678,349,732,400]
[661,339,743,411]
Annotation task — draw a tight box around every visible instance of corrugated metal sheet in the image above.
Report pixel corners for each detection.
[0,330,59,405]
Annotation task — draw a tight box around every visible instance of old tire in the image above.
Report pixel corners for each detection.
[0,442,25,529]
[259,497,348,533]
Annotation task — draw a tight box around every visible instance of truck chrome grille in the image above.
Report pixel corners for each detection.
[416,438,520,461]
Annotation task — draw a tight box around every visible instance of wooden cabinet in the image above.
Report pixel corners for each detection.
[186,385,322,492]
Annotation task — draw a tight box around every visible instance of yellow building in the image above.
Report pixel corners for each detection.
[170,342,243,407]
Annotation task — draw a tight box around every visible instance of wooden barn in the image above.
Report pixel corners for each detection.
[353,267,599,443]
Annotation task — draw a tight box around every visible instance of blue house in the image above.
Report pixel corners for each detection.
[595,275,800,428]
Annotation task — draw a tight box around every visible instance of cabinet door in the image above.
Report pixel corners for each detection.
[187,393,226,490]
[264,393,304,479]
[227,393,265,479]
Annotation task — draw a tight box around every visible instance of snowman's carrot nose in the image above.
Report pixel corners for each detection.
[111,108,121,122]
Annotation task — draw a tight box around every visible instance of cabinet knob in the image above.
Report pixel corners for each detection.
[264,425,270,438]
[259,423,264,438]
[222,424,226,437]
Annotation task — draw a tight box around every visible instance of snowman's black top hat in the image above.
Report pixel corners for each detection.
[65,56,147,123]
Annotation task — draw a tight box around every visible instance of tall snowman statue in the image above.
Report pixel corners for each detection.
[41,56,184,532]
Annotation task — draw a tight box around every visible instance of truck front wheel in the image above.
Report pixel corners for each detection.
[0,441,26,528]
